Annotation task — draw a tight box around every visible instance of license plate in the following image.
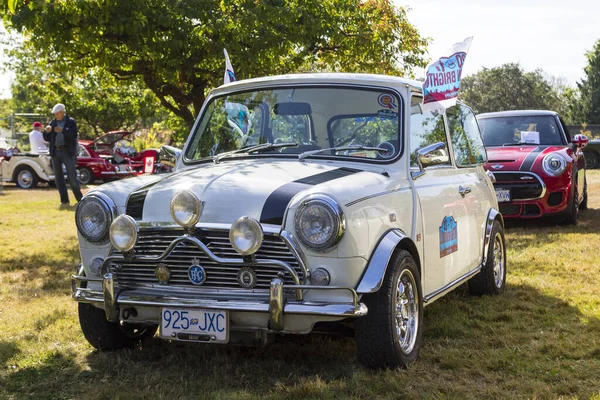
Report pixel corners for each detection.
[496,189,511,202]
[117,165,129,172]
[160,308,228,343]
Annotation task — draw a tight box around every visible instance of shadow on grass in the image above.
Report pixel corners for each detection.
[0,242,79,292]
[3,282,598,399]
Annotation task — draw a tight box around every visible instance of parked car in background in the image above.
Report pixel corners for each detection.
[72,73,506,369]
[478,110,588,224]
[582,138,600,169]
[76,140,137,185]
[0,147,56,189]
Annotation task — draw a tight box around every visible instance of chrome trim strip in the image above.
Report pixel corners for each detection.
[492,171,547,201]
[268,278,284,331]
[345,187,410,207]
[423,266,481,303]
[103,234,304,300]
[356,229,407,293]
[136,221,282,235]
[279,230,310,283]
[103,273,118,322]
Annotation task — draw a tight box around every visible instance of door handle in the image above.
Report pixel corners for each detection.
[459,185,471,197]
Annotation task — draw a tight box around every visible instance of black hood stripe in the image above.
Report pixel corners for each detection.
[519,146,548,171]
[259,167,361,225]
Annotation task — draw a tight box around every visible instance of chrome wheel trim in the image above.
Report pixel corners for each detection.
[18,170,33,188]
[79,168,92,184]
[492,234,505,288]
[395,268,419,354]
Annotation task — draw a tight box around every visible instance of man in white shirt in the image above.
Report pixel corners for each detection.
[29,121,48,154]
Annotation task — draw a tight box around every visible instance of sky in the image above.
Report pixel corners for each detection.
[399,0,599,85]
[0,1,599,98]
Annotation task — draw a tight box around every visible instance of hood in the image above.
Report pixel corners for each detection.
[94,130,131,145]
[127,160,390,226]
[485,145,568,172]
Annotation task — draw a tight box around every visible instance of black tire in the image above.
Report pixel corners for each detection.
[584,152,598,169]
[468,220,506,295]
[14,165,38,189]
[78,167,94,185]
[355,250,423,369]
[580,177,588,210]
[78,303,157,350]
[563,186,579,225]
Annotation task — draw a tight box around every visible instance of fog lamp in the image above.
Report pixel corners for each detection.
[110,215,138,252]
[229,216,263,256]
[170,190,202,228]
[311,268,331,286]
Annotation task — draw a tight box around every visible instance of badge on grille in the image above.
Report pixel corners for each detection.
[155,263,171,285]
[237,267,257,289]
[188,258,206,285]
[491,164,504,170]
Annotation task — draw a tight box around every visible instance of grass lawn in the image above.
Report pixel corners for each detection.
[1,173,600,399]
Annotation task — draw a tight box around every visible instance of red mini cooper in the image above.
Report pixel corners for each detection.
[478,110,588,224]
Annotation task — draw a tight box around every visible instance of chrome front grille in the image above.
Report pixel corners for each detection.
[110,228,304,290]
[493,172,545,201]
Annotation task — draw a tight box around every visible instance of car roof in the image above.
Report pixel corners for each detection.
[477,110,559,119]
[212,73,424,94]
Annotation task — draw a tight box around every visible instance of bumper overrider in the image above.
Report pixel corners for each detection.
[71,231,368,333]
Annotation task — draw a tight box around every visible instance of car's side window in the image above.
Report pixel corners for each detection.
[409,96,450,167]
[446,104,487,167]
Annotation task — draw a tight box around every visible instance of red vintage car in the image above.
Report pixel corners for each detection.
[76,133,138,185]
[478,110,588,224]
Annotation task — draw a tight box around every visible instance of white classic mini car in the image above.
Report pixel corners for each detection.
[72,73,506,368]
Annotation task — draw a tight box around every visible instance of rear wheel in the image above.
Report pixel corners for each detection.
[469,220,506,295]
[584,152,598,169]
[355,250,423,369]
[78,303,157,350]
[78,167,94,185]
[580,177,588,210]
[14,166,38,189]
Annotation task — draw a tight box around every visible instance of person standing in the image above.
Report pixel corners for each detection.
[43,103,83,205]
[29,121,48,154]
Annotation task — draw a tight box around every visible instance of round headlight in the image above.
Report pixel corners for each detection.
[229,216,263,256]
[170,190,202,228]
[542,154,567,176]
[294,195,345,252]
[110,215,138,252]
[75,194,114,243]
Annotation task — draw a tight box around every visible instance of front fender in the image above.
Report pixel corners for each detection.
[12,157,52,182]
[483,208,504,265]
[355,229,418,294]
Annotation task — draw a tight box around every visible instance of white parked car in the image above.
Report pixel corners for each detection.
[72,73,506,368]
[0,149,55,189]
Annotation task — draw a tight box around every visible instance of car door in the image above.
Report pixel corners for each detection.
[409,97,472,296]
[446,104,496,272]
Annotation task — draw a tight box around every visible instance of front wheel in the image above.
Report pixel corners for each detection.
[355,250,423,369]
[469,220,506,295]
[563,187,579,225]
[14,166,38,189]
[78,303,157,350]
[580,177,588,210]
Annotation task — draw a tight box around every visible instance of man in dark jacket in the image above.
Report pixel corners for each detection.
[43,103,83,205]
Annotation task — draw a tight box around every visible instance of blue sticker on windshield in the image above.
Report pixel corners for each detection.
[377,109,398,120]
[440,216,458,258]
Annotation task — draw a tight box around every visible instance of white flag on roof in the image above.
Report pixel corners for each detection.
[224,49,236,84]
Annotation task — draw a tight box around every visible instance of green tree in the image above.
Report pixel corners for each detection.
[8,44,164,139]
[1,0,428,128]
[569,39,600,125]
[459,63,562,114]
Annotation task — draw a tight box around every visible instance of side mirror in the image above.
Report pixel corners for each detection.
[572,134,589,149]
[416,142,450,169]
[158,145,182,167]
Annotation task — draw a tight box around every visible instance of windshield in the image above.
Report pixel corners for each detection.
[185,87,402,162]
[478,115,565,147]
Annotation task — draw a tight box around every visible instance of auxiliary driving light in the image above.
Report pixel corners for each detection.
[170,190,202,228]
[229,216,263,256]
[110,214,138,252]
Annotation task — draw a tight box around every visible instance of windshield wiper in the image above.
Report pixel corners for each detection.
[298,145,391,162]
[502,142,537,146]
[213,142,298,163]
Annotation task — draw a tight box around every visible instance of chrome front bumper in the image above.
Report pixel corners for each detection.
[72,274,367,331]
[71,229,367,331]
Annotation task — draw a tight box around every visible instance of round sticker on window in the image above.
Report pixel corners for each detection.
[377,141,396,159]
[377,94,397,110]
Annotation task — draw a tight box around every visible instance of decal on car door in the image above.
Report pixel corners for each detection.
[439,216,458,258]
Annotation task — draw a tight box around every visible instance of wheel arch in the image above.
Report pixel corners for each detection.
[11,159,49,182]
[355,229,421,294]
[483,208,504,266]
